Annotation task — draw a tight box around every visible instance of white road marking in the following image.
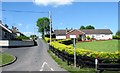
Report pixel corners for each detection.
[40,62,54,71]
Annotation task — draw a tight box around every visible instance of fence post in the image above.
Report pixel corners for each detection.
[95,58,98,72]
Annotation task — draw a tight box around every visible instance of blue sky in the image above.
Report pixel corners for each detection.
[2,1,118,36]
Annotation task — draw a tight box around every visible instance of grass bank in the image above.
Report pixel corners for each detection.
[0,53,15,66]
[47,50,95,73]
[48,50,120,73]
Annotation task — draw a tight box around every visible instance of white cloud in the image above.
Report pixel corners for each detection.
[23,32,40,36]
[23,32,34,36]
[33,0,74,7]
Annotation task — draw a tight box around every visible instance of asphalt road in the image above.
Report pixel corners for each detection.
[2,39,67,71]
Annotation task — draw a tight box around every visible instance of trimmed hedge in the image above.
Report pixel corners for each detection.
[44,37,50,43]
[113,35,120,39]
[50,41,120,59]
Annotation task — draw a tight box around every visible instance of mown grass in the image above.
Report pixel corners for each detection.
[76,40,119,52]
[0,53,14,65]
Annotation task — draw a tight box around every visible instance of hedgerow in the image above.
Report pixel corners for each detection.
[50,41,120,59]
[44,37,50,43]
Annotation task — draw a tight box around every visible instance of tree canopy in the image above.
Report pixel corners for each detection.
[116,31,120,36]
[86,25,95,29]
[80,25,95,30]
[80,26,85,30]
[36,17,50,38]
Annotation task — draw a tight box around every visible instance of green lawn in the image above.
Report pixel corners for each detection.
[76,40,119,52]
[0,53,14,65]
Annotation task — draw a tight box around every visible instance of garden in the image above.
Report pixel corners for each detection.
[45,37,120,72]
[76,40,119,52]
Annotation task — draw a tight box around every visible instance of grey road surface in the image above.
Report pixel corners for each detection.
[2,39,67,72]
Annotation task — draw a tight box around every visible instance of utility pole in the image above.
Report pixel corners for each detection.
[49,11,52,43]
[73,38,76,67]
[70,35,76,68]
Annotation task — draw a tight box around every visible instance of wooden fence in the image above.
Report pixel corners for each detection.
[49,45,120,72]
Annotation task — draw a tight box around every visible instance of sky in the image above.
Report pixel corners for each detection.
[1,0,119,36]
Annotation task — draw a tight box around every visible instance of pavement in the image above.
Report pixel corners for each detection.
[2,39,68,72]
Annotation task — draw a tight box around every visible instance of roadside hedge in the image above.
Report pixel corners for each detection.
[50,41,120,59]
[44,37,50,43]
[16,36,30,40]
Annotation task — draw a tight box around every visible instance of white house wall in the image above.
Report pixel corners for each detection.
[0,40,34,47]
[86,34,112,40]
[56,36,66,39]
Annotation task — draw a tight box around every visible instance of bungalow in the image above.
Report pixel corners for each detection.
[54,29,113,40]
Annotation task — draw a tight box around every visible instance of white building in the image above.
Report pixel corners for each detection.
[54,29,113,40]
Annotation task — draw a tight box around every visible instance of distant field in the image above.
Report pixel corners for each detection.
[76,40,119,52]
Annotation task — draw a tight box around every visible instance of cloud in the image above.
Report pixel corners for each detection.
[23,32,34,36]
[23,32,40,36]
[33,0,74,7]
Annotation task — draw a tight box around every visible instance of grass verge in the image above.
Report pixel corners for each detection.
[0,53,15,65]
[48,50,120,73]
[47,50,95,73]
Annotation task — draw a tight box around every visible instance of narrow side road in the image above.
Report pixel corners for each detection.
[2,39,67,71]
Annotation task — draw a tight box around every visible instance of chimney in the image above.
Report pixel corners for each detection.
[0,20,2,24]
[66,28,68,33]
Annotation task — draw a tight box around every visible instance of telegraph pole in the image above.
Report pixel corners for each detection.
[49,11,52,43]
[73,38,76,67]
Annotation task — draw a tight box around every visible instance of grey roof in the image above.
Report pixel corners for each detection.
[54,30,66,36]
[81,29,113,34]
[54,29,113,35]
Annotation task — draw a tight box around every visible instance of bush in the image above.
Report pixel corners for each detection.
[113,35,120,39]
[16,36,30,40]
[44,37,50,43]
[61,39,73,45]
[86,36,90,40]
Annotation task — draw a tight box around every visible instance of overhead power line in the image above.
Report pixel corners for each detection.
[2,9,48,13]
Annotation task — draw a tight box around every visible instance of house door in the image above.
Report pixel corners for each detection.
[78,35,82,41]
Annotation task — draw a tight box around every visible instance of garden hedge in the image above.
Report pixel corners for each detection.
[50,41,120,59]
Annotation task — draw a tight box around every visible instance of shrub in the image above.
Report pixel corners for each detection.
[44,37,50,43]
[113,35,120,39]
[86,36,90,40]
[16,36,30,40]
[61,39,73,45]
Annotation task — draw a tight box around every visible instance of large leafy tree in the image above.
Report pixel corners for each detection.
[80,26,85,30]
[86,25,95,29]
[30,35,37,39]
[36,17,50,38]
[80,25,95,30]
[116,31,120,36]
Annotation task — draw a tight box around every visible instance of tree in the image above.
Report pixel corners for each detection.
[116,31,120,36]
[86,25,95,29]
[36,17,50,39]
[80,26,85,30]
[30,35,37,39]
